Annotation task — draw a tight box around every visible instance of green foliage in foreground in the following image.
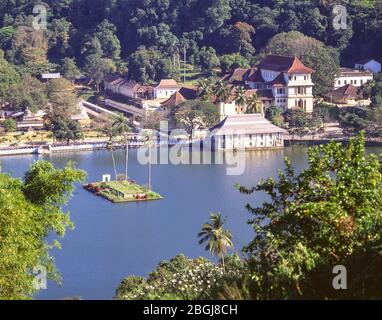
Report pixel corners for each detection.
[0,161,86,300]
[238,133,382,299]
[114,254,248,300]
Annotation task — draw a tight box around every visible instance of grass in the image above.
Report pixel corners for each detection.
[180,64,205,86]
[84,180,163,203]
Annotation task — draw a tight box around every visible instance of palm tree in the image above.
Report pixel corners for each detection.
[143,131,154,191]
[213,80,232,104]
[246,93,262,114]
[112,114,131,181]
[97,118,120,180]
[234,86,247,112]
[198,213,233,269]
[196,79,214,101]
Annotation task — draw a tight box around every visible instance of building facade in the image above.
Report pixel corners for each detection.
[154,79,181,100]
[222,55,315,113]
[334,68,373,89]
[209,114,286,150]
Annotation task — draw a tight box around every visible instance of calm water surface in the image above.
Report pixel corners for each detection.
[1,146,380,299]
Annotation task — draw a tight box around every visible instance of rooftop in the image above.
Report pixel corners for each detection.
[329,84,358,100]
[256,55,315,74]
[156,79,181,89]
[338,68,373,77]
[210,114,286,136]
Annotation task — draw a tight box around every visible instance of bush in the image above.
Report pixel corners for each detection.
[3,119,17,133]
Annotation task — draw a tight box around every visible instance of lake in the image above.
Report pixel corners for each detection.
[1,145,379,299]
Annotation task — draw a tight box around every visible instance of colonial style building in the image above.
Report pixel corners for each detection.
[103,76,154,100]
[222,55,315,113]
[209,114,286,150]
[154,79,181,100]
[334,68,373,89]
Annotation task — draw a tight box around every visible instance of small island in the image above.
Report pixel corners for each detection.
[84,180,163,203]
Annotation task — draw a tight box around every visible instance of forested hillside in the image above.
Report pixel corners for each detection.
[0,0,381,88]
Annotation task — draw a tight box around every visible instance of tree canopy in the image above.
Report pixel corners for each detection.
[0,161,86,300]
[237,134,382,299]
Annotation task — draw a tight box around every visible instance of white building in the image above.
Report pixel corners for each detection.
[334,68,373,89]
[222,55,315,113]
[355,58,381,73]
[154,79,181,100]
[217,89,274,120]
[209,114,286,150]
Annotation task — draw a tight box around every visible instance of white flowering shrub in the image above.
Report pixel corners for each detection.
[115,254,247,300]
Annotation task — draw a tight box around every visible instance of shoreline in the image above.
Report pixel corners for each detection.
[1,137,382,158]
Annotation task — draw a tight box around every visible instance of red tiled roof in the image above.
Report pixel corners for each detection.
[330,84,358,99]
[156,79,181,89]
[222,68,250,84]
[257,55,314,74]
[161,91,186,107]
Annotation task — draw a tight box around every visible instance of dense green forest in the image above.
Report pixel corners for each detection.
[0,0,381,86]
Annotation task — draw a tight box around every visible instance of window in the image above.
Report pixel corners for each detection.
[354,80,357,85]
[338,80,341,85]
[304,76,307,80]
[361,80,364,85]
[344,80,347,84]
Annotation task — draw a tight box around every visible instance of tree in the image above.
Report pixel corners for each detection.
[0,54,20,106]
[84,54,116,91]
[262,31,340,96]
[196,78,214,101]
[197,47,219,74]
[339,111,369,137]
[0,161,85,299]
[7,75,47,113]
[234,86,246,109]
[284,108,311,140]
[220,53,249,74]
[3,118,17,132]
[127,48,176,83]
[245,93,262,114]
[94,20,121,59]
[49,18,72,57]
[198,213,234,269]
[47,115,84,145]
[46,78,78,116]
[229,22,256,58]
[174,100,219,137]
[237,134,382,299]
[9,25,48,65]
[213,80,232,104]
[61,58,81,83]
